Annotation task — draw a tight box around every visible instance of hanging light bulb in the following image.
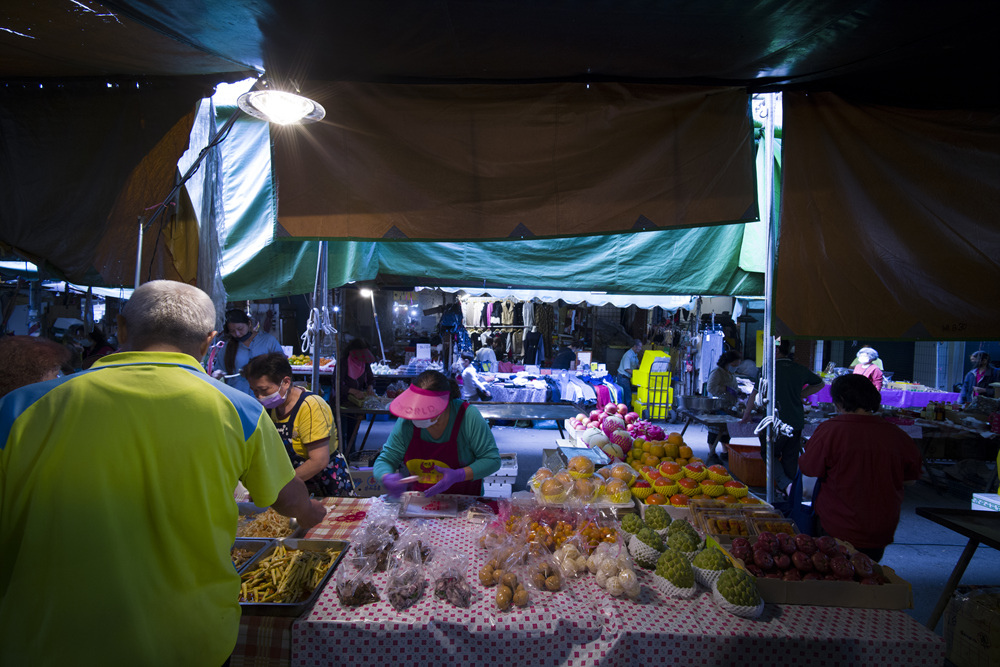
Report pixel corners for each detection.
[237,90,325,125]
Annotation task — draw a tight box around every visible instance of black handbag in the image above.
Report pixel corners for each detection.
[476,386,493,401]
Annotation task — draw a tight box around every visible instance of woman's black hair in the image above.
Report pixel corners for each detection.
[243,352,293,386]
[830,374,881,413]
[222,309,252,373]
[717,350,741,368]
[413,369,461,400]
[345,337,370,354]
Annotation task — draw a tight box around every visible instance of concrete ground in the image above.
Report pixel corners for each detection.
[350,416,999,635]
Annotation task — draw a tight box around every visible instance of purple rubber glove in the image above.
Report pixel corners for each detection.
[381,473,411,499]
[423,465,467,497]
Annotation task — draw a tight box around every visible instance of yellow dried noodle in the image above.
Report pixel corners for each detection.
[236,508,294,538]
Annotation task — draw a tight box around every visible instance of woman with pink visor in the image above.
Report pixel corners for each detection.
[373,370,501,497]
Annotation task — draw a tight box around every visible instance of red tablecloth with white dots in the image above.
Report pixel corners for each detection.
[281,497,943,667]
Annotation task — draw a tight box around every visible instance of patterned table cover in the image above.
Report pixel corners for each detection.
[278,498,944,667]
[231,498,370,667]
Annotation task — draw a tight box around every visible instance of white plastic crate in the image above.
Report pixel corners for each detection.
[482,481,512,499]
[484,452,518,485]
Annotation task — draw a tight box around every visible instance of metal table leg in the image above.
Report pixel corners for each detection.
[927,537,979,630]
[359,415,376,450]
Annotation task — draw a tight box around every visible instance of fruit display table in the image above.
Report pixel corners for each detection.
[232,497,944,667]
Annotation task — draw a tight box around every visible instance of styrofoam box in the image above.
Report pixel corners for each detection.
[483,481,512,499]
[971,493,1000,512]
[485,452,518,482]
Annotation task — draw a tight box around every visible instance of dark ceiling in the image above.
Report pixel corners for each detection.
[2,1,998,107]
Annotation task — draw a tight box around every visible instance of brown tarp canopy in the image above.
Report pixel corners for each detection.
[274,83,756,240]
[777,93,1000,340]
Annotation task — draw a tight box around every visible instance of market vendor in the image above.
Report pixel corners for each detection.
[852,346,884,391]
[799,374,922,561]
[960,350,1000,403]
[705,350,742,465]
[374,369,501,497]
[245,352,355,496]
[340,337,376,404]
[213,308,283,396]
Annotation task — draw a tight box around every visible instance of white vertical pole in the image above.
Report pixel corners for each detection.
[761,93,777,505]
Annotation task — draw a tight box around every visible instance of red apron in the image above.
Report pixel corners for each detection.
[403,401,482,496]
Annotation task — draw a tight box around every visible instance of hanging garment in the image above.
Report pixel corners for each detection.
[501,299,516,325]
[522,301,535,329]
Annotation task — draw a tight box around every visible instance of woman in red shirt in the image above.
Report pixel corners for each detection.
[799,374,922,562]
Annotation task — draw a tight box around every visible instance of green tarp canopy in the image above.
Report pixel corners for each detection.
[208,100,771,301]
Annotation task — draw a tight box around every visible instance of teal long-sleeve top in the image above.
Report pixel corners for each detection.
[372,398,501,481]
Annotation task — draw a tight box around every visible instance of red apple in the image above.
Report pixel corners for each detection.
[707,464,728,475]
[617,403,629,415]
[632,479,651,488]
[724,480,746,490]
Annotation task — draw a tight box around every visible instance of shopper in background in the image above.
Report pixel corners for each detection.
[214,308,283,396]
[960,350,1000,403]
[551,340,581,370]
[799,374,922,561]
[81,326,116,369]
[616,338,644,407]
[0,280,325,665]
[475,334,499,372]
[459,349,490,401]
[246,352,355,497]
[852,346,884,391]
[742,340,825,495]
[705,350,742,465]
[374,369,500,498]
[0,335,72,397]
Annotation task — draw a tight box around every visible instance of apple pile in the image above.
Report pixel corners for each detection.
[728,533,888,584]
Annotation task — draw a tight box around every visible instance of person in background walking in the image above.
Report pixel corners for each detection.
[616,339,644,408]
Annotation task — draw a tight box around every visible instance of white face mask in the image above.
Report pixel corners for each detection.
[411,417,436,429]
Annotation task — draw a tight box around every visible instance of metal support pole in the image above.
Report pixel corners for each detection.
[761,93,777,505]
[371,291,388,363]
[134,216,144,290]
[310,241,328,395]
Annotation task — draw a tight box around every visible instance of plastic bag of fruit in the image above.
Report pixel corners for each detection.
[553,533,590,579]
[587,540,640,600]
[430,548,474,608]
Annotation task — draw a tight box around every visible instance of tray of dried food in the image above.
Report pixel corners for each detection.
[236,505,305,539]
[747,515,798,537]
[232,538,274,573]
[693,509,752,543]
[239,538,348,616]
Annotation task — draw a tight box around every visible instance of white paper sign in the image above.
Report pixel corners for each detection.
[416,343,431,359]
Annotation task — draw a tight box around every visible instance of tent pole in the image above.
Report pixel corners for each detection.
[371,291,387,363]
[761,94,777,506]
[333,286,344,455]
[310,241,328,396]
[134,216,144,290]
